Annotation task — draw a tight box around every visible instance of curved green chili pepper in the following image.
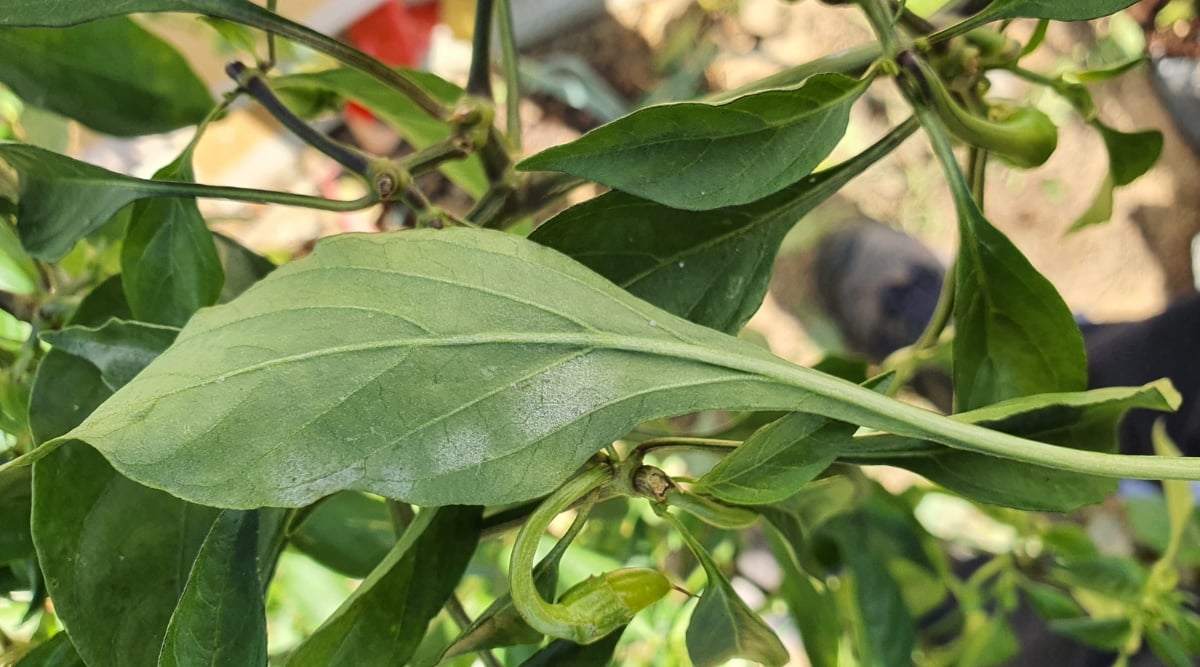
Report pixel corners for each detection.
[900,51,1057,168]
[510,465,672,644]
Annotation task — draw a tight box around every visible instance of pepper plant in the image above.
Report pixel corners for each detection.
[0,0,1196,665]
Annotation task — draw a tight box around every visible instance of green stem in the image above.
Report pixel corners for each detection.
[146,183,378,212]
[632,437,741,460]
[496,0,522,149]
[264,0,278,69]
[467,0,496,99]
[860,0,901,55]
[402,138,471,176]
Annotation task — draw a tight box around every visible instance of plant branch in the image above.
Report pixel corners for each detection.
[467,0,496,99]
[445,596,503,667]
[496,0,522,148]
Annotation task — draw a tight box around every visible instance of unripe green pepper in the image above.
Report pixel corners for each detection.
[510,466,672,644]
[900,51,1057,167]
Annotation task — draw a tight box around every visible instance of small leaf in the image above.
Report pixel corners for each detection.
[519,74,869,210]
[1020,581,1083,621]
[1146,625,1195,667]
[0,218,37,295]
[41,320,180,391]
[158,511,267,667]
[285,505,481,666]
[1070,123,1162,231]
[1152,422,1195,564]
[983,0,1140,21]
[694,412,851,505]
[289,492,394,579]
[122,150,224,326]
[272,69,488,198]
[1046,617,1132,651]
[213,233,274,303]
[0,143,181,261]
[530,118,917,333]
[666,513,789,667]
[767,529,840,667]
[0,18,212,136]
[518,630,624,667]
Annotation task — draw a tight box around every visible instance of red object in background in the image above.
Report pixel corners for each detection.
[345,1,441,120]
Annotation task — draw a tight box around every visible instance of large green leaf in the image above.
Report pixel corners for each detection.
[0,18,212,136]
[530,119,917,333]
[286,505,481,666]
[41,320,180,391]
[519,74,869,210]
[159,511,267,667]
[0,466,32,563]
[272,69,487,198]
[14,632,86,667]
[51,230,1200,509]
[518,631,624,667]
[667,513,788,667]
[122,150,224,326]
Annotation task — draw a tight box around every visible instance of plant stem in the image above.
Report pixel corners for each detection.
[151,183,378,213]
[860,0,901,55]
[496,0,522,149]
[227,61,371,175]
[632,437,741,460]
[467,0,495,99]
[264,0,278,70]
[446,596,503,667]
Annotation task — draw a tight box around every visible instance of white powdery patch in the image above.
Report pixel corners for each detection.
[431,424,493,475]
[511,353,616,443]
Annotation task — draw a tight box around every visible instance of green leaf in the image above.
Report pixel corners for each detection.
[953,166,1086,411]
[1146,625,1195,667]
[1047,617,1132,650]
[981,0,1140,21]
[519,74,869,210]
[0,466,32,562]
[272,69,488,199]
[55,230,1200,509]
[1052,556,1147,603]
[694,412,851,505]
[1070,123,1162,232]
[529,118,917,333]
[1020,581,1083,621]
[758,473,868,568]
[0,143,182,261]
[828,516,915,667]
[1152,422,1195,565]
[32,442,223,667]
[14,632,86,667]
[286,505,481,666]
[869,382,1177,510]
[0,218,37,295]
[41,320,180,391]
[122,149,224,326]
[518,630,624,667]
[668,514,789,667]
[289,492,394,579]
[767,529,840,667]
[158,510,267,667]
[213,233,274,303]
[0,18,212,136]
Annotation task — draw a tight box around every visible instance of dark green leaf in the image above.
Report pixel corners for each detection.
[0,143,184,261]
[272,69,487,198]
[67,275,132,328]
[530,119,917,333]
[954,185,1086,410]
[767,529,840,667]
[869,382,1176,510]
[41,320,180,391]
[15,632,86,667]
[669,515,789,667]
[956,616,1018,667]
[56,229,1176,509]
[159,511,267,667]
[519,74,869,210]
[982,0,1140,21]
[1020,581,1082,621]
[518,630,624,667]
[213,233,274,303]
[0,18,212,136]
[758,472,869,567]
[286,506,481,666]
[122,150,224,326]
[0,466,32,562]
[1146,625,1194,667]
[32,442,222,667]
[1052,556,1147,603]
[1047,617,1132,650]
[695,412,851,505]
[828,516,914,667]
[289,491,394,579]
